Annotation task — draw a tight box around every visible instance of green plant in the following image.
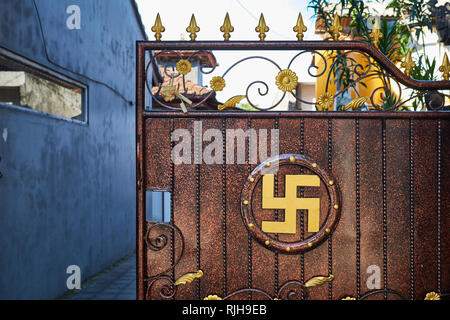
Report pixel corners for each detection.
[308,0,438,110]
[410,56,437,110]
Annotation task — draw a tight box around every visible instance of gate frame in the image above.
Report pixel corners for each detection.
[136,40,450,300]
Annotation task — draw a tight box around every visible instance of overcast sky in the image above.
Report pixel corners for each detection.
[135,0,322,107]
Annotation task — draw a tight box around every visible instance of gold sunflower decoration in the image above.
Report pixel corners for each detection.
[317,92,335,111]
[176,59,192,75]
[210,76,226,92]
[275,69,298,92]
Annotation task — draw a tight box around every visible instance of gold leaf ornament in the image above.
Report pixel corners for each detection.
[218,95,246,111]
[175,270,203,286]
[424,292,440,300]
[210,76,226,92]
[304,274,334,287]
[176,59,192,75]
[275,69,298,92]
[343,96,369,111]
[342,296,356,300]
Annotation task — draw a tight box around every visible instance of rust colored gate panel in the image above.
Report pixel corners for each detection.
[413,120,438,300]
[249,118,277,300]
[172,118,197,300]
[140,112,450,300]
[385,119,411,298]
[302,118,330,300]
[330,119,357,299]
[358,119,383,299]
[198,118,224,300]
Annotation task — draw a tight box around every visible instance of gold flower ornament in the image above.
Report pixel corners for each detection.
[159,77,192,113]
[176,59,192,75]
[317,92,335,110]
[275,69,298,92]
[210,76,226,92]
[160,85,177,102]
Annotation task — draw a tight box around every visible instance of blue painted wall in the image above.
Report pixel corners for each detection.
[0,0,146,299]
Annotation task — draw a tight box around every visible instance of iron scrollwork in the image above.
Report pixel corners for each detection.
[145,222,204,300]
[203,275,334,300]
[146,46,449,112]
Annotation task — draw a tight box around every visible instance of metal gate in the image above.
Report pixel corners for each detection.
[136,35,450,300]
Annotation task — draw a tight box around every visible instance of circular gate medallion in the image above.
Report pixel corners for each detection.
[240,154,341,254]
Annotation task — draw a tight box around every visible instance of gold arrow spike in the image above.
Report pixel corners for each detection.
[401,49,416,77]
[439,52,450,81]
[293,13,307,41]
[151,13,165,41]
[220,12,234,41]
[255,13,269,41]
[369,25,383,48]
[186,14,200,41]
[329,13,342,41]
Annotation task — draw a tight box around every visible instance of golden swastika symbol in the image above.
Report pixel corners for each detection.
[261,174,320,234]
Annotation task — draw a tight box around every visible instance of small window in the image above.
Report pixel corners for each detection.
[146,191,171,223]
[0,51,85,121]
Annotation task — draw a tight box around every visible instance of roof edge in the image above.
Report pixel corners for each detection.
[130,0,148,41]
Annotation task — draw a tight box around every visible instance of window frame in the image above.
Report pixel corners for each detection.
[0,46,88,125]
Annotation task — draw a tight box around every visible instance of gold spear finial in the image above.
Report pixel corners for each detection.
[439,52,450,81]
[220,12,234,41]
[401,49,416,77]
[329,13,342,40]
[293,13,307,41]
[186,14,200,41]
[255,13,269,41]
[151,13,165,41]
[369,18,383,48]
